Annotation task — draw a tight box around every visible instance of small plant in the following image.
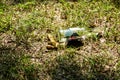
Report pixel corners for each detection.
[0,15,12,33]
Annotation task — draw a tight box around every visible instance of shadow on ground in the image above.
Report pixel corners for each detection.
[0,46,39,80]
[48,54,86,80]
[111,0,120,9]
[94,0,120,9]
[2,0,120,9]
[47,53,119,80]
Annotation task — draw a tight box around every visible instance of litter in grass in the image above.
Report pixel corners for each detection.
[59,27,85,47]
[59,27,85,38]
[47,27,105,49]
[46,34,59,50]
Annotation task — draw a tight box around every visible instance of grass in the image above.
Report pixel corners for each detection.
[0,0,120,80]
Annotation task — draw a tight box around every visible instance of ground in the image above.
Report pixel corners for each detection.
[0,0,120,80]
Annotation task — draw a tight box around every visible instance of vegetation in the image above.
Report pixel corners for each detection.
[0,0,120,80]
